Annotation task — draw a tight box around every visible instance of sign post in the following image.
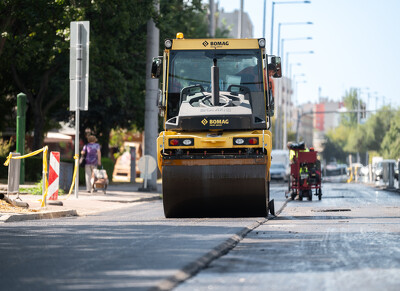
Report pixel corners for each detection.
[70,21,89,198]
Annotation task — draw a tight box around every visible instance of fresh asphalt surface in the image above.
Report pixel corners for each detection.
[175,182,400,291]
[0,182,399,290]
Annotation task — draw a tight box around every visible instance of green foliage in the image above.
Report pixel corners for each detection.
[158,0,207,39]
[363,106,395,152]
[381,110,400,159]
[0,138,15,156]
[323,95,400,163]
[340,88,359,127]
[24,156,43,182]
[1,0,230,156]
[0,155,8,179]
[0,0,83,149]
[323,125,350,163]
[19,179,43,195]
[158,0,230,44]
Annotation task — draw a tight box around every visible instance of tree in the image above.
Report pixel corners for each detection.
[340,88,359,127]
[0,0,229,156]
[76,0,154,155]
[362,106,395,152]
[157,0,229,42]
[380,109,400,159]
[322,125,350,163]
[0,0,81,149]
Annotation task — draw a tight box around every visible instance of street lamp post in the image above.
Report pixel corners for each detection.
[290,63,302,81]
[357,87,369,164]
[275,37,311,149]
[295,79,307,104]
[285,50,314,76]
[282,50,313,149]
[270,1,311,54]
[277,22,313,57]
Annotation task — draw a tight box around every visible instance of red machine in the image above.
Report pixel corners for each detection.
[287,143,322,201]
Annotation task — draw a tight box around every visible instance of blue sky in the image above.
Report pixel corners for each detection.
[216,0,400,109]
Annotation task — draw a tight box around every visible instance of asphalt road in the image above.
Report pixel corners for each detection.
[0,183,398,291]
[175,183,400,291]
[0,201,267,290]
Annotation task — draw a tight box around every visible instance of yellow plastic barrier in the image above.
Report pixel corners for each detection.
[4,146,49,207]
[4,148,80,204]
[347,166,353,183]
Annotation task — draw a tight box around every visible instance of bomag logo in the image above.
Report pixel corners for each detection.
[201,118,208,125]
[209,119,229,126]
[210,41,229,46]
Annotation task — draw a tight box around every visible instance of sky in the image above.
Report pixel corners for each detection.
[215,0,400,109]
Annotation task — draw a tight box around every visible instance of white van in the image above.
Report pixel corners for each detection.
[271,150,290,181]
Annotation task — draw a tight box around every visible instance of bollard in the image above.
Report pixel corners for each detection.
[7,153,21,195]
[130,147,136,184]
[388,162,394,188]
[368,164,372,183]
[398,161,400,190]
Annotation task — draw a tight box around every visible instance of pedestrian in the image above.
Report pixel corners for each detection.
[81,135,101,192]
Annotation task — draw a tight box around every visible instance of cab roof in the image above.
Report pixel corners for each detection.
[167,38,264,50]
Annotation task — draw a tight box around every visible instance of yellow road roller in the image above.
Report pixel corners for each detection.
[151,33,281,218]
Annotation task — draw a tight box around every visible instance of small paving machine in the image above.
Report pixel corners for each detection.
[287,142,322,201]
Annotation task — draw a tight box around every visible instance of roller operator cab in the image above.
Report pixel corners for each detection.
[151,33,282,218]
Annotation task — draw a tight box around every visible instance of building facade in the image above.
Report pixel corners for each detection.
[217,9,253,38]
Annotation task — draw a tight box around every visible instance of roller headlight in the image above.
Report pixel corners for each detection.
[234,138,245,145]
[258,38,266,48]
[165,39,172,49]
[182,139,192,146]
[168,138,194,146]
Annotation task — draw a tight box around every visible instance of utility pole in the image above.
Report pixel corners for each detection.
[263,0,267,39]
[238,0,243,38]
[209,0,215,38]
[144,1,160,190]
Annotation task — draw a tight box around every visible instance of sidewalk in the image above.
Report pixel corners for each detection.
[0,183,162,223]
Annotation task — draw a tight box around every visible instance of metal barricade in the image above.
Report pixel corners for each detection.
[7,152,21,195]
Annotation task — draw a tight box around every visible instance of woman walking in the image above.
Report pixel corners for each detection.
[81,135,101,192]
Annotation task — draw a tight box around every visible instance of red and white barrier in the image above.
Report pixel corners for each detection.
[48,152,60,201]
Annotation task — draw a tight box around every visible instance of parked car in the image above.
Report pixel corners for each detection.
[323,163,348,183]
[270,163,287,181]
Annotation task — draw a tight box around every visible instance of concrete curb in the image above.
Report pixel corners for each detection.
[0,210,78,223]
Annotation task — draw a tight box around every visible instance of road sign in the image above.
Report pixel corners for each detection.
[138,155,157,190]
[70,21,89,111]
[138,155,157,175]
